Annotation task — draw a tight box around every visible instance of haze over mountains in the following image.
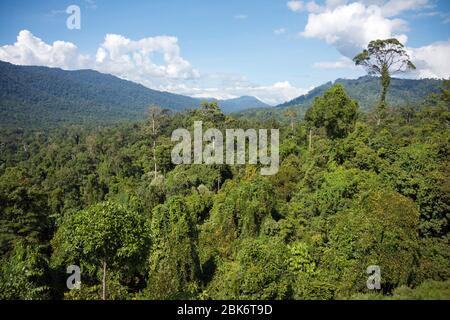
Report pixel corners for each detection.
[0,60,444,128]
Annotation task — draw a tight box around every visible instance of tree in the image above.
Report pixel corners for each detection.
[283,108,296,131]
[353,39,416,124]
[146,105,168,178]
[51,201,150,300]
[206,238,291,299]
[305,84,358,140]
[0,240,50,299]
[145,196,201,299]
[323,189,420,295]
[0,167,50,256]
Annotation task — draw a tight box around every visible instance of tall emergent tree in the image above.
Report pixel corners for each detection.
[146,105,168,178]
[353,39,416,124]
[283,108,297,131]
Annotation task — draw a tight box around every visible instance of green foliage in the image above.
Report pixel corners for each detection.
[0,61,268,128]
[145,196,201,299]
[0,240,50,299]
[200,177,277,258]
[323,189,420,295]
[274,76,442,112]
[51,201,150,299]
[305,84,358,139]
[353,38,416,106]
[0,79,448,300]
[0,167,50,255]
[206,238,291,300]
[352,280,450,300]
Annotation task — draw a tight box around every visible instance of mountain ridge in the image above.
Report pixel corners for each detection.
[276,75,443,109]
[0,60,268,127]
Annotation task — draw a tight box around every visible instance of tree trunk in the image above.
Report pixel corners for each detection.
[152,118,157,177]
[102,261,107,300]
[153,140,157,177]
[308,128,312,151]
[380,85,387,105]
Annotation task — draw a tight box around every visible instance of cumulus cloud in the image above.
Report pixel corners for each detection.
[301,2,408,57]
[313,57,356,69]
[289,0,432,14]
[0,30,90,69]
[94,33,200,88]
[0,30,201,85]
[0,30,305,105]
[408,39,450,78]
[295,1,436,57]
[291,1,448,79]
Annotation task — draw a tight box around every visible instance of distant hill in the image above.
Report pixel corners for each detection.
[236,76,444,122]
[277,76,443,110]
[203,95,269,113]
[0,61,267,128]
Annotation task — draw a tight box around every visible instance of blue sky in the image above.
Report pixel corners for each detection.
[0,0,449,104]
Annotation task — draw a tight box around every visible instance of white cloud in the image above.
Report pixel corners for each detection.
[295,0,433,53]
[0,30,305,105]
[289,1,432,16]
[0,30,199,88]
[313,57,356,69]
[305,1,324,13]
[287,1,304,12]
[293,1,447,79]
[380,0,431,17]
[0,30,90,69]
[94,33,200,87]
[287,1,326,13]
[301,2,408,57]
[172,80,307,105]
[408,39,450,78]
[326,0,348,8]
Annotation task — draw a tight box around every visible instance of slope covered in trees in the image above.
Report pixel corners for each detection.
[0,81,448,300]
[277,76,443,110]
[0,61,268,128]
[238,76,443,123]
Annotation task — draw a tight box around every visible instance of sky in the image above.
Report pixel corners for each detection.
[0,0,449,105]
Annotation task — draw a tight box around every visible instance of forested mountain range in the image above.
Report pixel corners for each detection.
[1,60,444,128]
[0,61,268,128]
[236,76,444,122]
[277,76,443,109]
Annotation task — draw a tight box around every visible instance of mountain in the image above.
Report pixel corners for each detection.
[0,61,267,128]
[277,76,443,110]
[201,95,269,113]
[235,76,444,122]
